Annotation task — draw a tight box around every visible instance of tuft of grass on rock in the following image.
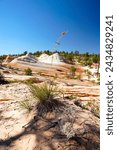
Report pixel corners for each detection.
[29,83,64,116]
[24,68,32,76]
[19,100,32,112]
[9,79,22,83]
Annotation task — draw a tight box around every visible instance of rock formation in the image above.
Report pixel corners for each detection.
[10,53,65,65]
[11,53,38,63]
[38,53,65,64]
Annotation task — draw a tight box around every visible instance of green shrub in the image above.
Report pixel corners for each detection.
[24,68,32,76]
[29,83,64,116]
[68,66,76,78]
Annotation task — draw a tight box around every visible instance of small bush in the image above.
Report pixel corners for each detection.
[70,66,76,76]
[24,68,32,76]
[66,66,77,78]
[29,83,64,116]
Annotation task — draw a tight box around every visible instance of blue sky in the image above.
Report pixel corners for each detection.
[0,0,100,55]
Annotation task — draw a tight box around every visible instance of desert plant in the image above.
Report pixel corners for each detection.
[29,83,63,116]
[68,66,76,78]
[70,66,76,74]
[24,68,32,76]
[19,100,32,112]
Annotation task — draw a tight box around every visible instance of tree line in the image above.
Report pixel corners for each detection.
[0,50,100,66]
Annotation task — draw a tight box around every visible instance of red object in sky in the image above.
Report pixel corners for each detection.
[61,32,67,35]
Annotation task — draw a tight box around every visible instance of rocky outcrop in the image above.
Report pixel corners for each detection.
[38,53,65,64]
[10,53,65,65]
[11,54,38,63]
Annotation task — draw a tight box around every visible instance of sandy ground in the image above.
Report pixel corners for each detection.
[0,80,99,150]
[0,63,100,150]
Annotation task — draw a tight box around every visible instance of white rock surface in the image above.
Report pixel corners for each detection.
[11,54,38,63]
[38,53,65,64]
[10,53,65,65]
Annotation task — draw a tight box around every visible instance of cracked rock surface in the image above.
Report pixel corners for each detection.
[0,82,99,150]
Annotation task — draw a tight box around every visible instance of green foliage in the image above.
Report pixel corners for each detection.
[76,52,100,66]
[19,100,32,112]
[30,83,60,102]
[23,51,27,55]
[92,54,100,63]
[69,66,76,77]
[29,83,63,116]
[70,66,76,72]
[65,54,74,62]
[24,68,32,76]
[15,50,100,65]
[33,50,52,57]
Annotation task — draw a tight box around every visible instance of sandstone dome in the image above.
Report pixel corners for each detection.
[38,53,64,64]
